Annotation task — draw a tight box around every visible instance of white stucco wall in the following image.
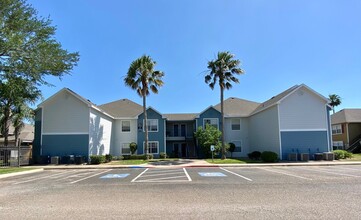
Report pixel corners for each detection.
[42,90,89,134]
[89,109,113,156]
[279,87,328,131]
[112,119,138,156]
[224,118,250,157]
[249,105,280,154]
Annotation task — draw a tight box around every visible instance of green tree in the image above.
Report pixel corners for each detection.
[0,0,79,84]
[124,55,164,159]
[329,94,341,114]
[228,142,236,158]
[205,51,244,159]
[12,103,34,147]
[0,0,79,145]
[194,124,222,158]
[0,77,40,147]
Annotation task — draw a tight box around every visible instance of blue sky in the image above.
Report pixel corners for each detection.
[28,0,361,114]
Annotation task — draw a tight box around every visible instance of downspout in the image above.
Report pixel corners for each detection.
[277,104,282,160]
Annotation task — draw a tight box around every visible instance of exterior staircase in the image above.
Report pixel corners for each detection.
[347,134,361,153]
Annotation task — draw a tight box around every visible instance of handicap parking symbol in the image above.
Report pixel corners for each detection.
[100,174,129,179]
[198,172,227,177]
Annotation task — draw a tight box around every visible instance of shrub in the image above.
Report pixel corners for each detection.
[90,155,106,164]
[229,143,236,158]
[261,151,278,163]
[130,142,137,155]
[248,151,262,160]
[146,154,154,160]
[105,154,113,162]
[160,152,167,159]
[333,150,352,160]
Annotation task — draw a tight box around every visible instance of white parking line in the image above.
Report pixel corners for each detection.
[136,176,187,182]
[70,169,112,184]
[13,171,69,185]
[297,167,361,178]
[220,168,252,181]
[183,168,192,181]
[131,168,149,182]
[259,168,312,180]
[141,171,184,178]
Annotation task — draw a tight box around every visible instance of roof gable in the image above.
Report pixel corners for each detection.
[332,109,361,124]
[213,97,260,117]
[99,99,143,118]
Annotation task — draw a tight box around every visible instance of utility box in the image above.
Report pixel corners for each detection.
[288,153,298,161]
[323,152,334,161]
[300,153,309,162]
[51,156,59,165]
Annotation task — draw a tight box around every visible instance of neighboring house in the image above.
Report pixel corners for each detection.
[0,124,34,147]
[331,109,361,152]
[33,84,332,160]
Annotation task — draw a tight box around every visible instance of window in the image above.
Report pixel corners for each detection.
[121,121,130,132]
[174,124,179,136]
[333,141,343,150]
[121,143,131,155]
[332,124,342,135]
[232,140,242,152]
[231,119,240,130]
[203,118,219,129]
[144,141,159,154]
[143,119,158,132]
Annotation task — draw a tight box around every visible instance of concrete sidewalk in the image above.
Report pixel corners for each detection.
[21,159,361,170]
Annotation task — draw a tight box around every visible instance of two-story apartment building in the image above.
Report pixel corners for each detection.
[33,84,332,160]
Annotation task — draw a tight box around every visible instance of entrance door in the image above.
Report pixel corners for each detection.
[173,143,179,158]
[181,124,186,137]
[181,143,187,158]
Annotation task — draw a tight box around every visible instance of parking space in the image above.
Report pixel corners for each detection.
[1,165,361,187]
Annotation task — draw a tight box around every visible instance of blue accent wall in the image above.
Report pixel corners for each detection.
[196,107,222,130]
[281,131,329,159]
[33,109,42,158]
[42,134,89,157]
[137,108,165,156]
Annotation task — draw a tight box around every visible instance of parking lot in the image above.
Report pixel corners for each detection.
[1,165,361,219]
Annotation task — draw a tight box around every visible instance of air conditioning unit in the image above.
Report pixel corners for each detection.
[323,152,334,161]
[300,153,309,162]
[51,156,60,165]
[288,153,298,161]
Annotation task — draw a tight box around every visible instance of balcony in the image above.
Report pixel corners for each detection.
[166,136,186,141]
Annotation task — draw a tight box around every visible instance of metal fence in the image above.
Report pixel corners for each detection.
[0,147,32,167]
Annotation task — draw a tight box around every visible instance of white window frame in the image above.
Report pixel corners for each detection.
[121,143,131,155]
[121,120,131,133]
[332,124,342,135]
[143,141,159,154]
[143,119,158,132]
[332,141,344,150]
[203,118,219,129]
[231,119,241,131]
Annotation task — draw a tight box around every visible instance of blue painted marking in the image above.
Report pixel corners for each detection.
[198,172,226,177]
[100,174,129,179]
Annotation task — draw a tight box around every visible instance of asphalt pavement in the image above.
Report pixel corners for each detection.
[1,165,361,219]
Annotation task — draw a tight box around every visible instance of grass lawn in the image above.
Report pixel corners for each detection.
[108,160,148,165]
[345,153,361,161]
[0,167,35,175]
[206,158,262,164]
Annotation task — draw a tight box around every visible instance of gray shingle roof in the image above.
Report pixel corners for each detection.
[163,113,198,121]
[331,109,361,124]
[99,99,143,118]
[251,85,300,115]
[213,97,260,117]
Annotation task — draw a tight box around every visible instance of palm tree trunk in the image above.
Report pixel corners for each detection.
[143,94,149,159]
[220,86,226,160]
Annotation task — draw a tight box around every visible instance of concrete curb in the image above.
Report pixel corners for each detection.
[0,168,44,179]
[21,161,361,170]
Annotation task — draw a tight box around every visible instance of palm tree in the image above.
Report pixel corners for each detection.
[124,55,164,159]
[205,51,244,160]
[329,94,342,114]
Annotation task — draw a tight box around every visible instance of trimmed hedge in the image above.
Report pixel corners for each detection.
[333,150,353,160]
[90,155,106,164]
[122,154,153,160]
[261,151,278,163]
[248,151,262,160]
